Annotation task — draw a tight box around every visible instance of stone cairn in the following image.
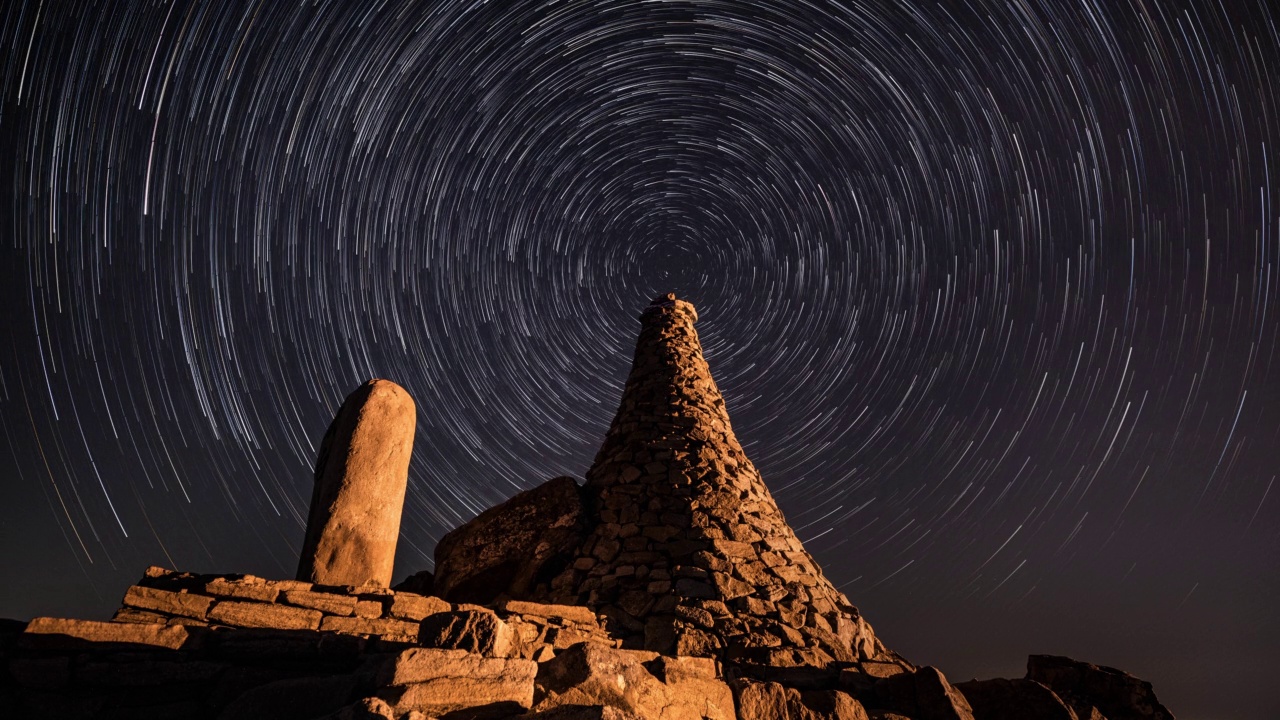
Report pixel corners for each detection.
[540,294,887,666]
[0,296,1177,720]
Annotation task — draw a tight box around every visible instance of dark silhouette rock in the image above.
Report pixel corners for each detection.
[298,379,416,588]
[872,666,975,720]
[394,569,435,596]
[434,475,588,603]
[1027,655,1174,720]
[955,677,1077,720]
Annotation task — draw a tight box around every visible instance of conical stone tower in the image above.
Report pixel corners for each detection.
[545,294,895,668]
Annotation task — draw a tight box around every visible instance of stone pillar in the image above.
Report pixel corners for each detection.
[297,379,415,587]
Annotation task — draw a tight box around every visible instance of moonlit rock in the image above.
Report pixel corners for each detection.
[297,379,415,587]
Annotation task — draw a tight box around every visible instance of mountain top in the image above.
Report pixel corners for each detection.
[0,295,1173,720]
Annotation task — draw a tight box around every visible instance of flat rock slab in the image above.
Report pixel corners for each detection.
[208,600,323,630]
[123,585,215,619]
[376,648,537,717]
[20,617,193,650]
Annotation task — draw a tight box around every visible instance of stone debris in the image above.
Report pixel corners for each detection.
[299,379,417,588]
[0,296,1175,720]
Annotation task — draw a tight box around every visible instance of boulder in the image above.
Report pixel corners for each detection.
[1027,655,1174,720]
[389,592,452,621]
[955,677,1077,720]
[872,666,975,720]
[376,648,537,717]
[733,680,870,720]
[532,642,734,720]
[434,476,587,603]
[298,379,416,588]
[419,609,514,657]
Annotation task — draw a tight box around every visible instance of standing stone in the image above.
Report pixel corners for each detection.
[1025,655,1175,720]
[298,379,415,587]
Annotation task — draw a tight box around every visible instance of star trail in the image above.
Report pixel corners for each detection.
[2,1,1277,716]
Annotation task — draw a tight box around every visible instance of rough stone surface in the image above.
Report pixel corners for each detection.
[209,600,323,630]
[418,609,514,657]
[435,475,588,603]
[123,585,216,619]
[395,570,436,596]
[955,677,1077,720]
[532,642,734,720]
[298,379,416,588]
[326,696,399,720]
[1027,655,1174,720]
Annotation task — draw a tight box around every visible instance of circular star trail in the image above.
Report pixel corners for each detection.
[2,2,1278,717]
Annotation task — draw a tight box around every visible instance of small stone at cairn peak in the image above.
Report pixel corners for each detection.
[297,379,415,588]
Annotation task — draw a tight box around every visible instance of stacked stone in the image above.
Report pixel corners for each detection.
[5,575,751,719]
[113,566,444,645]
[108,567,618,662]
[544,294,889,668]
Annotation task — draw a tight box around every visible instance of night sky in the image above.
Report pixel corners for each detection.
[2,1,1277,717]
